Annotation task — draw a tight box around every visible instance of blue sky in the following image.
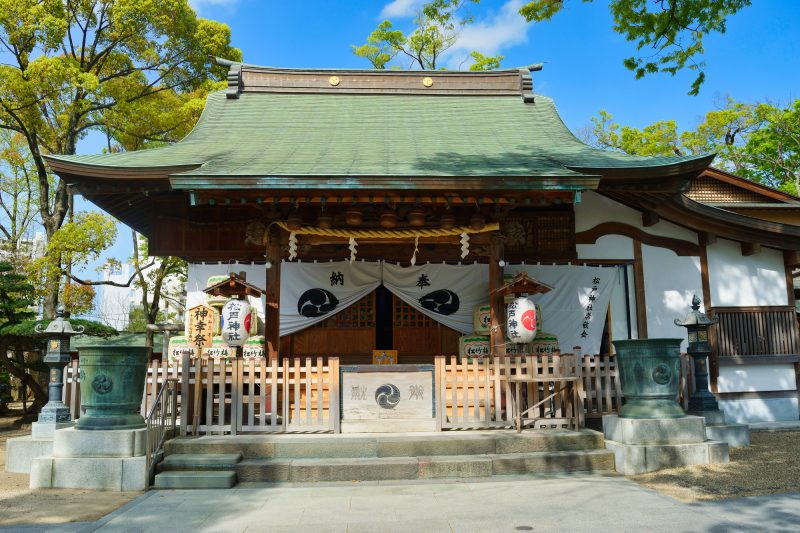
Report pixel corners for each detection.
[77,0,800,263]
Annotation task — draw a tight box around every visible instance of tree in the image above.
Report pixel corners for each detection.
[520,0,752,95]
[0,131,38,267]
[352,0,502,70]
[585,98,800,193]
[0,0,240,318]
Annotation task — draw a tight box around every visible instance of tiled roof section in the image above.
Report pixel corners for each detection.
[46,65,713,181]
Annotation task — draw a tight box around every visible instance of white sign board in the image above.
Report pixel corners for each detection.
[341,369,434,432]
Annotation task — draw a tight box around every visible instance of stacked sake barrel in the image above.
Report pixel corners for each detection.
[458,301,560,363]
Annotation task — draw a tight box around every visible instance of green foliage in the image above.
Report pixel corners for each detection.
[0,131,38,267]
[61,283,96,315]
[352,0,481,70]
[0,319,117,338]
[469,51,504,71]
[520,0,752,95]
[586,98,800,193]
[0,0,240,317]
[0,262,34,326]
[127,306,168,333]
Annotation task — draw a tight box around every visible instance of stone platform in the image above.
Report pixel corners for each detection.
[156,429,616,488]
[603,414,729,475]
[30,427,148,491]
[4,422,73,474]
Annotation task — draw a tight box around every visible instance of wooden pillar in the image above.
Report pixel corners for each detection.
[489,234,506,357]
[699,245,719,392]
[265,227,282,361]
[632,239,648,339]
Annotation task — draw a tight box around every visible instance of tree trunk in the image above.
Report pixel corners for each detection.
[0,340,47,408]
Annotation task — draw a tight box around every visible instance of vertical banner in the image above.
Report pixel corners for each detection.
[382,263,489,334]
[505,265,619,355]
[279,260,382,336]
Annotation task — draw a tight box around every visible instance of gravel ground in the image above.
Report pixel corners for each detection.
[0,405,139,525]
[632,429,800,503]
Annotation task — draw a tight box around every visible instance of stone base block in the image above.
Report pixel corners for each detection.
[605,439,729,475]
[706,423,750,448]
[340,419,436,433]
[30,455,147,491]
[418,455,493,478]
[54,427,146,458]
[603,415,706,445]
[31,421,74,439]
[5,436,54,473]
[688,410,727,426]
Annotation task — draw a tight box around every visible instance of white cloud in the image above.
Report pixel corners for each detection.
[443,0,530,69]
[380,0,425,19]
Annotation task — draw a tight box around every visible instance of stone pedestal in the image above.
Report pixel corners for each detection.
[691,410,750,448]
[603,414,729,475]
[4,422,74,474]
[29,427,148,491]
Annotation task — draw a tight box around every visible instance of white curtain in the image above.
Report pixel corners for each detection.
[382,262,489,334]
[505,264,619,355]
[279,260,382,336]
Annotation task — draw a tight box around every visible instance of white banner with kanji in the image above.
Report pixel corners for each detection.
[279,260,382,336]
[382,262,489,334]
[505,264,619,355]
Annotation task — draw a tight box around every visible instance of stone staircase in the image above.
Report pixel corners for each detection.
[153,429,615,489]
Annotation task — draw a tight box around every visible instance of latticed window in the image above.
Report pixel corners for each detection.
[393,298,436,328]
[313,293,375,328]
[685,177,773,203]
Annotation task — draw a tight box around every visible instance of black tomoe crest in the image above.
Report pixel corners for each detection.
[375,383,401,409]
[418,289,460,315]
[297,288,339,317]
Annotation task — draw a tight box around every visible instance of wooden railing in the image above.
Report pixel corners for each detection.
[709,306,800,357]
[64,351,695,434]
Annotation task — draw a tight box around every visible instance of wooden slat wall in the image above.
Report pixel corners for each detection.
[710,306,800,357]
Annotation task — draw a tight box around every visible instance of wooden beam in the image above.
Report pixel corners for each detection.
[698,232,716,246]
[575,222,701,256]
[784,250,800,268]
[632,239,648,339]
[641,211,660,227]
[489,234,506,357]
[264,227,282,361]
[741,242,761,256]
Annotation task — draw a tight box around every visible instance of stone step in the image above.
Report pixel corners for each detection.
[154,470,237,489]
[225,449,616,483]
[164,429,606,459]
[162,453,242,470]
[705,423,750,448]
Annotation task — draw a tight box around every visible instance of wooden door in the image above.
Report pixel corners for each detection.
[393,297,460,364]
[289,292,375,364]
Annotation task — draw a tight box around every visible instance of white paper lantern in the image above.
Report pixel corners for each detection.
[221,299,252,347]
[507,297,537,344]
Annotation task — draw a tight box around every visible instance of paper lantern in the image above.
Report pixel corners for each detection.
[507,297,537,344]
[220,299,252,347]
[473,304,491,335]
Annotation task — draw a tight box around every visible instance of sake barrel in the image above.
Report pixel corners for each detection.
[205,275,229,307]
[506,297,537,344]
[459,335,490,362]
[242,335,266,359]
[473,304,491,335]
[528,331,560,356]
[204,336,231,361]
[220,299,251,347]
[166,335,196,365]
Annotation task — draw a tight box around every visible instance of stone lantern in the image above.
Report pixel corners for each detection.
[34,305,84,434]
[674,295,721,413]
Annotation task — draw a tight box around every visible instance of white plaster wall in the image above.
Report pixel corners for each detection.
[719,398,800,423]
[707,239,788,306]
[577,235,633,260]
[641,245,703,350]
[717,364,798,393]
[575,191,698,242]
[186,263,267,321]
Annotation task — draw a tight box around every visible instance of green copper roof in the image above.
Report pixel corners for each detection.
[48,89,712,184]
